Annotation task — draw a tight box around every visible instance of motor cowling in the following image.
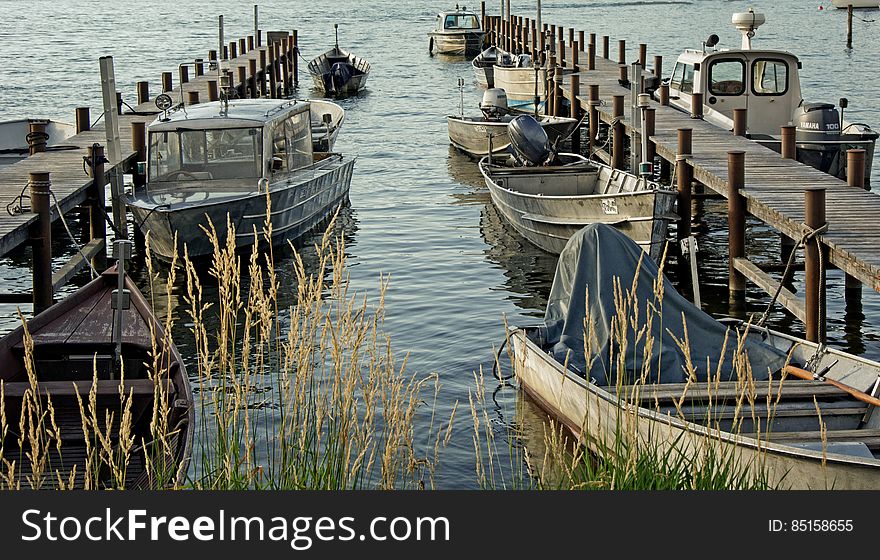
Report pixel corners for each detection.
[794,102,841,144]
[508,115,552,166]
[480,88,509,119]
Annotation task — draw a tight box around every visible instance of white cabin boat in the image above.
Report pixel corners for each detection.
[0,119,75,167]
[831,0,879,8]
[428,6,486,56]
[662,10,877,182]
[128,95,355,260]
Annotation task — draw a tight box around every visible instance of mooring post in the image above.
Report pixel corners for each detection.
[653,55,662,79]
[29,172,53,312]
[847,4,854,49]
[293,30,299,87]
[481,1,486,29]
[531,20,537,54]
[569,74,581,153]
[229,41,238,59]
[778,124,797,283]
[618,64,628,85]
[27,121,47,156]
[588,41,596,71]
[209,49,218,62]
[804,187,827,343]
[846,148,866,296]
[76,107,91,133]
[86,145,107,271]
[645,107,656,163]
[249,58,258,98]
[546,53,556,116]
[131,122,146,189]
[733,108,747,136]
[137,81,150,105]
[247,36,254,52]
[268,45,277,98]
[195,58,205,77]
[611,94,625,170]
[578,30,585,53]
[259,49,268,97]
[638,43,647,69]
[179,65,189,85]
[602,35,609,59]
[571,40,579,70]
[691,92,703,119]
[187,91,200,105]
[162,71,172,93]
[617,39,626,65]
[237,66,247,96]
[558,36,565,67]
[676,128,693,241]
[588,84,599,155]
[727,151,746,297]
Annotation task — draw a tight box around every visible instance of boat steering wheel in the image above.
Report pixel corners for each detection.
[170,170,202,181]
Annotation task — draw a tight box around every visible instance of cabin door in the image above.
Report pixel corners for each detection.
[704,56,748,126]
[746,57,795,137]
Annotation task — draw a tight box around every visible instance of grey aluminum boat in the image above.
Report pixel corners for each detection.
[308,98,345,152]
[448,114,576,158]
[127,98,355,261]
[307,28,370,98]
[472,46,499,88]
[428,7,486,56]
[513,223,880,490]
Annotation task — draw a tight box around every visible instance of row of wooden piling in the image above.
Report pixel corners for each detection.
[15,29,300,313]
[481,2,870,344]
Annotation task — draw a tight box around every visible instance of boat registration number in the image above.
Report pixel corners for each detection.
[601,198,619,215]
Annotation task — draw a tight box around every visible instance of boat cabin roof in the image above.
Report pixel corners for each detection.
[436,8,481,28]
[149,99,309,132]
[674,48,800,67]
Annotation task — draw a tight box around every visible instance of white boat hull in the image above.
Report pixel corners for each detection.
[429,31,486,56]
[447,115,576,158]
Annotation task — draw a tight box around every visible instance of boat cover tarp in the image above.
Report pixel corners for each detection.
[539,224,787,385]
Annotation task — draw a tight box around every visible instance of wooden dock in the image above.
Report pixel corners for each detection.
[484,8,880,343]
[0,29,299,309]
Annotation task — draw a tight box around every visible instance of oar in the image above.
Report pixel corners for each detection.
[783,365,880,407]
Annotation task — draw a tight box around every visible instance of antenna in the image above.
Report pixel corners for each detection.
[335,24,339,51]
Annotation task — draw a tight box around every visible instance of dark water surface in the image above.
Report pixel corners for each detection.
[1,0,878,487]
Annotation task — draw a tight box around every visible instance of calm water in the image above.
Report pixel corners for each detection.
[1,0,879,487]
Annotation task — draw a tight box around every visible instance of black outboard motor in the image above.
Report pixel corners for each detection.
[508,115,552,166]
[793,102,842,176]
[329,62,354,94]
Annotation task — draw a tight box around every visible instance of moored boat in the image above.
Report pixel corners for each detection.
[512,223,880,490]
[308,98,345,152]
[479,116,676,261]
[127,94,356,261]
[307,25,371,97]
[492,51,548,113]
[447,88,576,158]
[831,0,878,7]
[0,118,76,168]
[660,10,877,183]
[472,45,499,88]
[0,252,194,489]
[428,6,487,56]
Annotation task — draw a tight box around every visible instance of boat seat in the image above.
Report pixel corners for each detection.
[612,379,851,404]
[0,379,170,399]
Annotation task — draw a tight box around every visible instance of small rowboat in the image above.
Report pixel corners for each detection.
[307,26,370,98]
[0,260,194,489]
[447,114,576,158]
[472,46,499,88]
[512,223,880,490]
[308,99,345,152]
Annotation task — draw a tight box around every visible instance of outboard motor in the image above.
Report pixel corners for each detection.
[480,88,509,120]
[508,115,552,166]
[516,53,532,68]
[329,62,354,94]
[794,102,842,176]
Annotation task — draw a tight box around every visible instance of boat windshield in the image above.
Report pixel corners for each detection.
[444,14,479,29]
[148,127,263,183]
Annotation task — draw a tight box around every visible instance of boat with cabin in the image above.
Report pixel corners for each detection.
[661,10,877,183]
[831,0,879,8]
[0,119,76,168]
[307,25,371,98]
[478,116,676,261]
[0,244,194,488]
[428,5,487,56]
[127,92,355,261]
[512,223,880,490]
[447,88,576,158]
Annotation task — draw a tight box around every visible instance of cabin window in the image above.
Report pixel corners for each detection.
[708,59,745,96]
[752,59,788,96]
[284,111,313,170]
[148,127,263,183]
[272,124,288,173]
[444,14,479,29]
[670,62,695,95]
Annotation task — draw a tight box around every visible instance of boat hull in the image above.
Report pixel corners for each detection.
[492,65,546,106]
[832,0,878,7]
[512,327,880,490]
[429,31,486,56]
[480,159,676,261]
[130,155,356,261]
[447,115,577,158]
[307,47,371,97]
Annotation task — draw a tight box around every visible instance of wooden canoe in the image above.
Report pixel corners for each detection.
[0,267,194,489]
[512,323,880,489]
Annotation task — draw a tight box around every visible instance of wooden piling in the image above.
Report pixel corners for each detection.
[846,149,867,294]
[639,43,647,68]
[676,128,693,240]
[28,172,52,313]
[268,45,277,98]
[137,81,150,105]
[229,41,238,59]
[653,55,662,79]
[131,122,146,194]
[727,151,746,296]
[588,42,596,70]
[781,125,796,159]
[578,30,585,52]
[195,58,205,76]
[612,94,625,170]
[187,91,200,105]
[259,49,267,97]
[691,92,703,119]
[75,107,91,133]
[569,74,581,153]
[571,40,579,71]
[659,83,669,106]
[602,35,609,59]
[645,107,656,163]
[618,39,626,65]
[248,35,254,51]
[481,1,486,29]
[249,59,258,98]
[86,145,107,271]
[179,65,189,85]
[847,4,853,49]
[558,37,565,66]
[162,71,173,93]
[209,49,218,62]
[27,121,47,156]
[804,187,827,343]
[237,66,247,95]
[733,108,747,136]
[588,84,599,154]
[547,53,557,116]
[618,64,628,85]
[293,31,299,87]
